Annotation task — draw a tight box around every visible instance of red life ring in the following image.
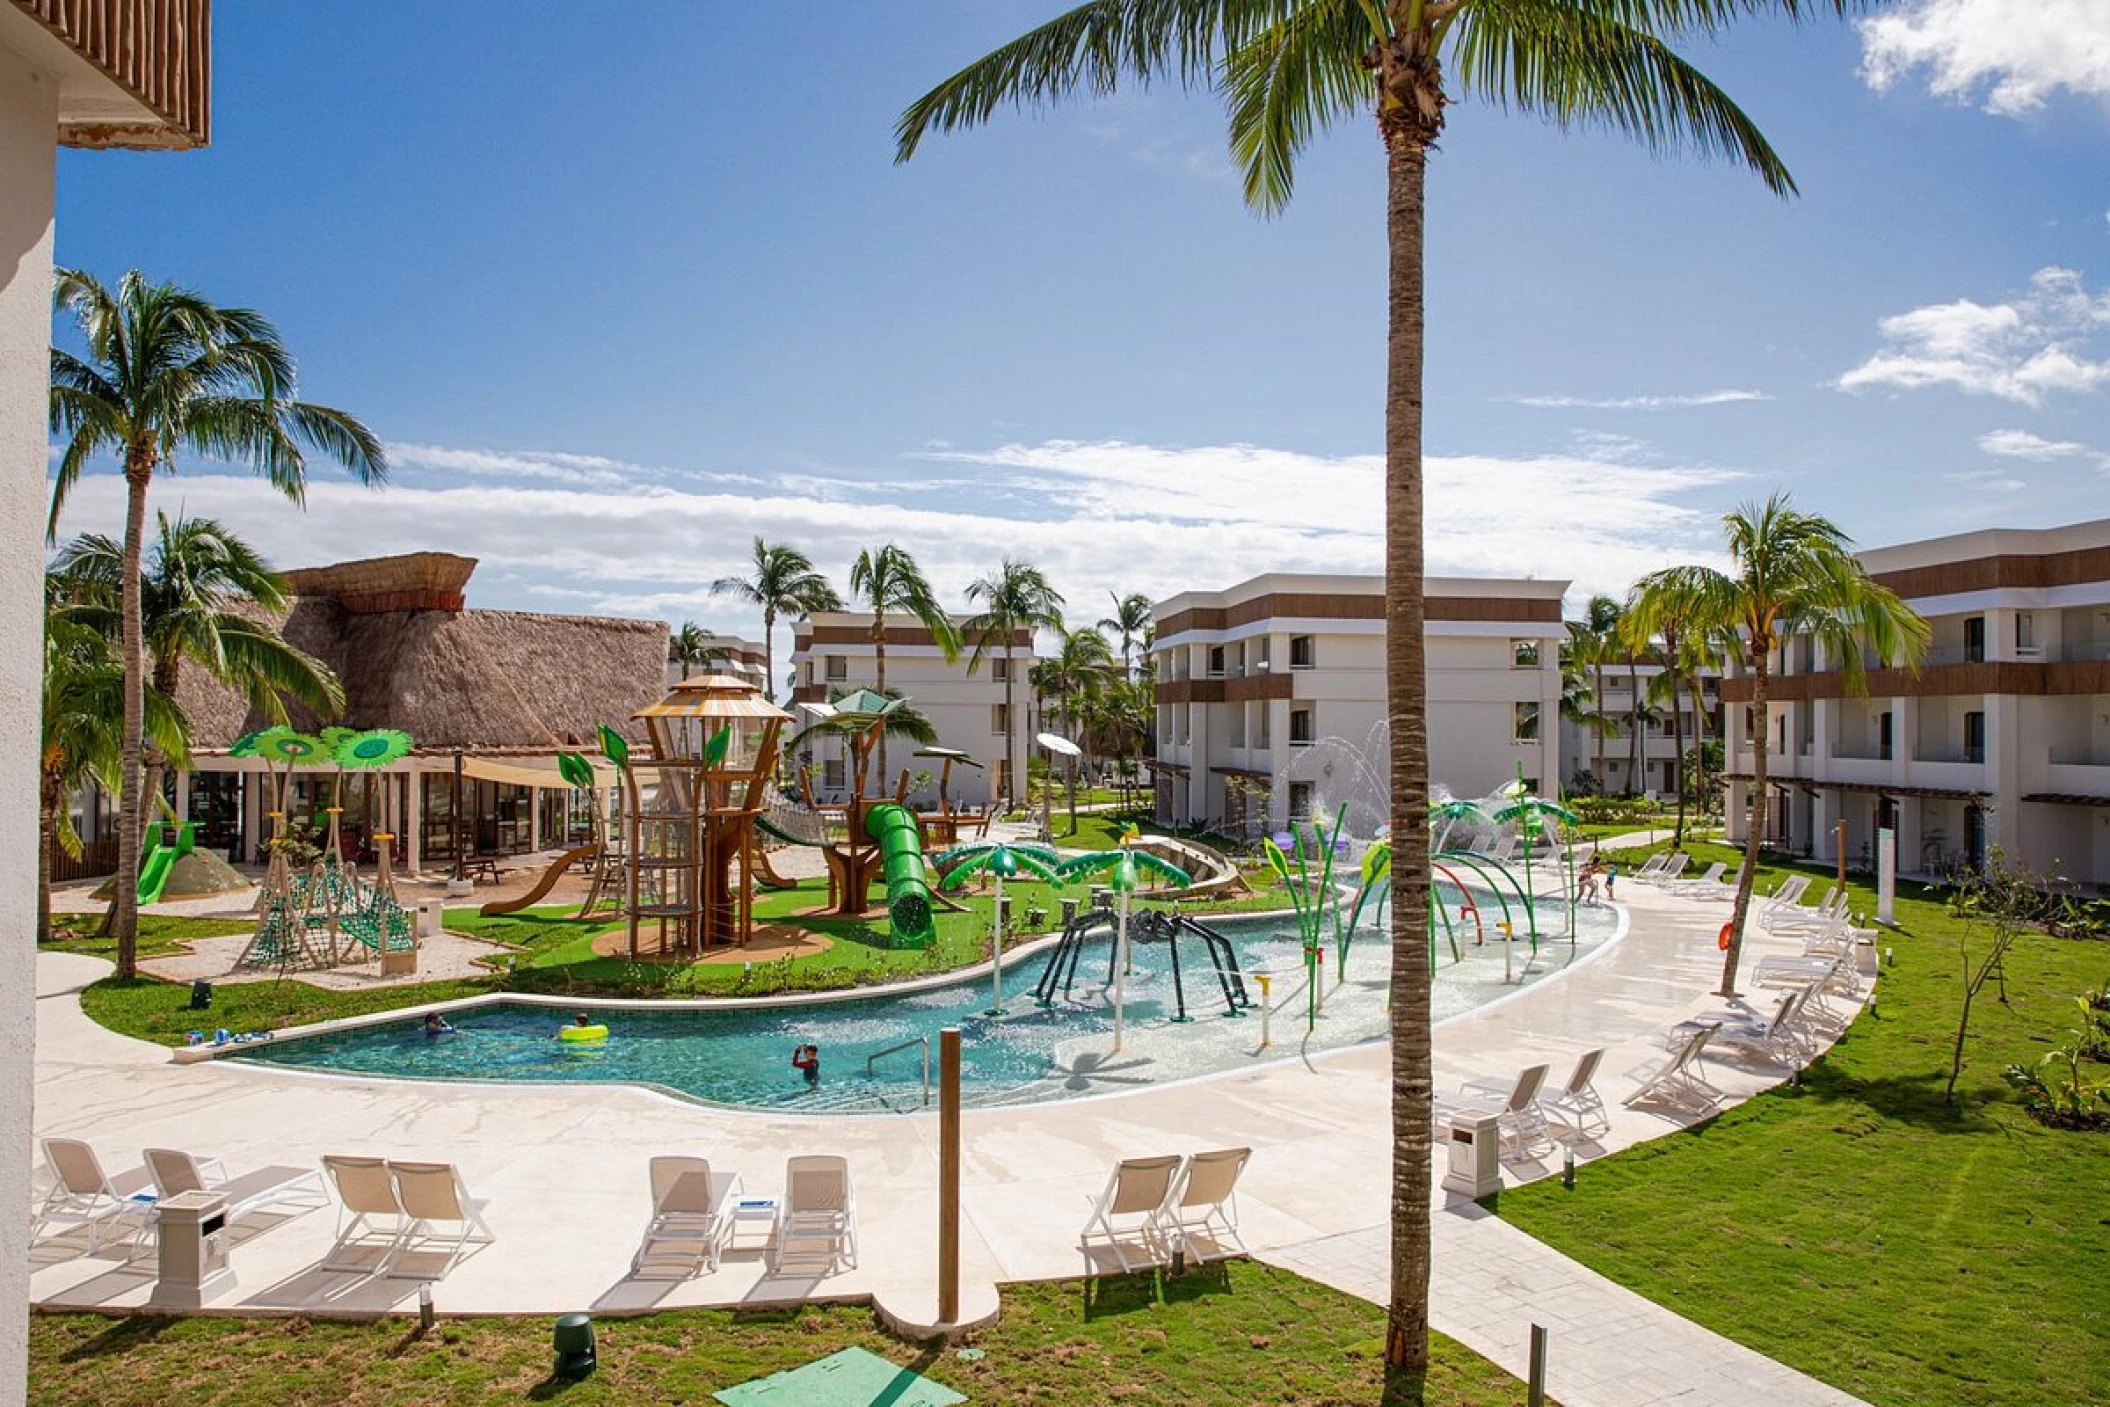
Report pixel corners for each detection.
[1718,922,1734,951]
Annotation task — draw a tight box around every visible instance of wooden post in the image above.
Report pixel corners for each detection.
[1835,818,1847,891]
[938,1026,961,1324]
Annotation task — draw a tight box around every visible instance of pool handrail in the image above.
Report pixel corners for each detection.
[865,1034,931,1106]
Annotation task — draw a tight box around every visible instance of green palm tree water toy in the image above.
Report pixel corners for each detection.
[1490,767,1581,957]
[937,841,1063,1014]
[1055,840,1190,1051]
[1263,805,1350,1032]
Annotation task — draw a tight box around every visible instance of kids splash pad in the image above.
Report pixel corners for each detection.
[228,893,1622,1115]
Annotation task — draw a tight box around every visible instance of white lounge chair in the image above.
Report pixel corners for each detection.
[144,1147,327,1223]
[386,1161,495,1279]
[319,1154,404,1273]
[1765,885,1846,933]
[1623,1024,1724,1111]
[774,1155,856,1275]
[1753,874,1812,917]
[1539,1048,1609,1138]
[1628,854,1670,882]
[1661,861,1727,896]
[1672,988,1813,1064]
[1162,1147,1251,1263]
[33,1138,155,1252]
[633,1156,739,1279]
[1081,1153,1182,1273]
[1441,1062,1553,1158]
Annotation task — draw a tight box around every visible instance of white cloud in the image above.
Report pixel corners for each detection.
[50,436,1747,638]
[1860,0,2110,116]
[1506,389,1770,411]
[1977,428,2093,460]
[1837,267,2110,405]
[1942,468,2029,493]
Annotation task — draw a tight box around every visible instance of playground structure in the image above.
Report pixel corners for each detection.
[613,673,789,959]
[233,726,420,975]
[1032,903,1251,1024]
[771,689,944,948]
[911,746,991,848]
[136,821,195,906]
[481,751,612,919]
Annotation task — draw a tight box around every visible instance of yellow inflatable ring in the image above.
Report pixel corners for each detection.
[559,1024,609,1043]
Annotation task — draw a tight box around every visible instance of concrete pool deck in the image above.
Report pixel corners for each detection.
[29,869,1871,1407]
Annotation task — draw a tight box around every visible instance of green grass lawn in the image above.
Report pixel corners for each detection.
[1498,839,2110,1407]
[30,1262,1536,1406]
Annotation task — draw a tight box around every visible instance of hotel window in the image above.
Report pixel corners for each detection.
[1208,645,1226,677]
[1963,616,1985,664]
[1254,640,1271,673]
[1513,701,1541,743]
[1511,640,1541,669]
[992,703,1010,736]
[991,657,1010,681]
[824,654,848,681]
[823,757,846,791]
[1290,635,1316,670]
[2014,612,2036,654]
[1964,710,1985,764]
[1289,782,1314,821]
[1877,710,1893,761]
[1289,706,1315,745]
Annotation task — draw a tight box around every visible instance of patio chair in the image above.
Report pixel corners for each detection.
[1623,1023,1724,1111]
[1440,1062,1553,1158]
[33,1138,156,1253]
[144,1147,328,1222]
[1628,854,1670,882]
[385,1161,495,1279]
[1080,1153,1182,1273]
[1161,1147,1251,1263]
[1660,861,1727,896]
[1538,1048,1609,1138]
[1764,885,1846,933]
[1639,852,1691,885]
[319,1154,405,1273]
[1671,988,1813,1065]
[633,1155,740,1279]
[1753,874,1812,916]
[773,1155,856,1275]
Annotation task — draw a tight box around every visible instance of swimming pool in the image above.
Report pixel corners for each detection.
[229,900,1622,1114]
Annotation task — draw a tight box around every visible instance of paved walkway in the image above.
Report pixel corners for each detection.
[30,868,1869,1406]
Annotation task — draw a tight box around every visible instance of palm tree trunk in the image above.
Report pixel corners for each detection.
[1668,647,1687,847]
[112,462,150,978]
[1592,659,1607,785]
[1003,640,1017,810]
[872,617,888,791]
[763,605,776,704]
[1380,84,1436,1383]
[1721,658,1770,995]
[1627,655,1642,796]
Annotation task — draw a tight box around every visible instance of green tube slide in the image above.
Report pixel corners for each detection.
[137,821,195,906]
[864,803,936,948]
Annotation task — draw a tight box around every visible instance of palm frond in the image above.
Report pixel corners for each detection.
[1224,0,1374,212]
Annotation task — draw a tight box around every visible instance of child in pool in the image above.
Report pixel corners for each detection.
[792,1043,821,1087]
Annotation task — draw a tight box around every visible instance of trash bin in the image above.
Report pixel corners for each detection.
[188,980,213,1011]
[151,1190,234,1309]
[1441,1113,1503,1199]
[1060,898,1080,927]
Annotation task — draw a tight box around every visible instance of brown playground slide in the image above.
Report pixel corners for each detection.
[478,842,603,917]
[750,843,799,891]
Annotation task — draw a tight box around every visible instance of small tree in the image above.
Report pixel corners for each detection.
[1943,846,2038,1105]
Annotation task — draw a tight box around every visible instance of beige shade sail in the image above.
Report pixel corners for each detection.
[461,755,618,790]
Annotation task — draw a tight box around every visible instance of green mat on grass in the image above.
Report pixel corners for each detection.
[713,1346,965,1406]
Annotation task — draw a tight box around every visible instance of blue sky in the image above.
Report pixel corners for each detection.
[48,1,2110,648]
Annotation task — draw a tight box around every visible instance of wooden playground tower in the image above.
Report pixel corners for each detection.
[620,674,789,958]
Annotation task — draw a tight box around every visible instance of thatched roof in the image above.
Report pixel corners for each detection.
[176,556,667,756]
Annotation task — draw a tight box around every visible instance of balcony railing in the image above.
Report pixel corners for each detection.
[21,0,213,148]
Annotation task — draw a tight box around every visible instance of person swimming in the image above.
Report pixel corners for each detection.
[792,1043,821,1087]
[423,1012,456,1037]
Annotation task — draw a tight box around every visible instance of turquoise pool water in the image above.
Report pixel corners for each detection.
[229,900,1619,1114]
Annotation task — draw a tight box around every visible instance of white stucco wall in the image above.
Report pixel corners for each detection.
[0,41,57,1407]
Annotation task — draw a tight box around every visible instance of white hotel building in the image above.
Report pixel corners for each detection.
[1152,574,1567,836]
[1723,519,2110,887]
[789,612,1030,810]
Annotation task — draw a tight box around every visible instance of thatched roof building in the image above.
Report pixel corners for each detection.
[178,552,666,756]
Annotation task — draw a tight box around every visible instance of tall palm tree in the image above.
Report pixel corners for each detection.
[1676,494,1927,995]
[1098,591,1153,679]
[897,2,1838,1376]
[1626,565,1733,847]
[667,620,729,680]
[1557,624,1599,789]
[1037,624,1118,831]
[38,592,188,945]
[1615,612,1654,796]
[964,558,1066,808]
[1574,594,1624,789]
[710,537,843,702]
[48,270,382,972]
[848,544,961,786]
